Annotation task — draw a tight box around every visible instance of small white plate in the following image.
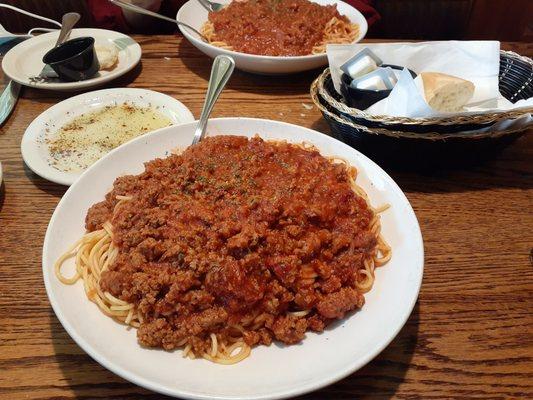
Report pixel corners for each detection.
[2,28,141,91]
[43,118,424,399]
[21,88,194,185]
[177,0,367,75]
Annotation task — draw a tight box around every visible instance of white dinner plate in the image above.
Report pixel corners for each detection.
[177,0,368,74]
[43,117,424,399]
[2,28,141,91]
[22,88,194,185]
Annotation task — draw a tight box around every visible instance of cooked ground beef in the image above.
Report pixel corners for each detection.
[208,0,350,56]
[88,135,377,355]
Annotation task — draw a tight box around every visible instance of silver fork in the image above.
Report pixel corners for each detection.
[196,0,225,12]
[108,0,209,41]
[192,55,235,145]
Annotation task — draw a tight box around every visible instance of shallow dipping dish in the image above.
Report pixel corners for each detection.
[43,117,423,399]
[177,0,367,75]
[42,37,100,82]
[21,88,194,185]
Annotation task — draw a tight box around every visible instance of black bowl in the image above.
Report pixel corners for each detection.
[42,37,99,82]
[340,64,417,109]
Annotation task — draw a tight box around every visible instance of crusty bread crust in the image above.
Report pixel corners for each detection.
[420,72,475,112]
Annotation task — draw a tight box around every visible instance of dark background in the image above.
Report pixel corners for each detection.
[0,0,532,41]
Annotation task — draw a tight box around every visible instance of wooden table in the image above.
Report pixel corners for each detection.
[0,37,531,400]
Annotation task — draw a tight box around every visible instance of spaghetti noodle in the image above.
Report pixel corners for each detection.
[56,136,390,364]
[201,0,359,56]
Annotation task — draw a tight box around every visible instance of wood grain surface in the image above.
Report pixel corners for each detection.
[0,36,532,400]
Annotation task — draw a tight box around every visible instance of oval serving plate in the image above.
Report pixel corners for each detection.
[177,0,368,75]
[2,28,141,91]
[43,117,423,399]
[22,88,194,186]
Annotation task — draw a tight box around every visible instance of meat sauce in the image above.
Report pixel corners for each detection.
[87,136,377,353]
[208,0,349,56]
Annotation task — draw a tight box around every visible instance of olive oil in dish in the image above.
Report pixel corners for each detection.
[46,103,172,172]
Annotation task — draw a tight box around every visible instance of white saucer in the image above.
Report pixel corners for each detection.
[21,88,195,186]
[2,28,141,91]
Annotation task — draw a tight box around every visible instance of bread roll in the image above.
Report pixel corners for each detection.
[95,44,119,71]
[420,72,475,112]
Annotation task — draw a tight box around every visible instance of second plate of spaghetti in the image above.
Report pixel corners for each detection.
[176,0,367,74]
[43,118,423,399]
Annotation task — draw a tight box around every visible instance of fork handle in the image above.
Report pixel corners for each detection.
[197,0,214,12]
[108,0,208,41]
[192,55,235,145]
[55,13,80,46]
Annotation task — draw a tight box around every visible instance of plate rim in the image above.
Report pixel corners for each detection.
[42,117,424,400]
[21,87,195,186]
[1,28,142,91]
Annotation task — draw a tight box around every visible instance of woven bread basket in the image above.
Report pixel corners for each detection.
[311,50,533,140]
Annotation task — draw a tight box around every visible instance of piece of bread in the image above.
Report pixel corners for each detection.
[420,72,475,112]
[95,44,119,71]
